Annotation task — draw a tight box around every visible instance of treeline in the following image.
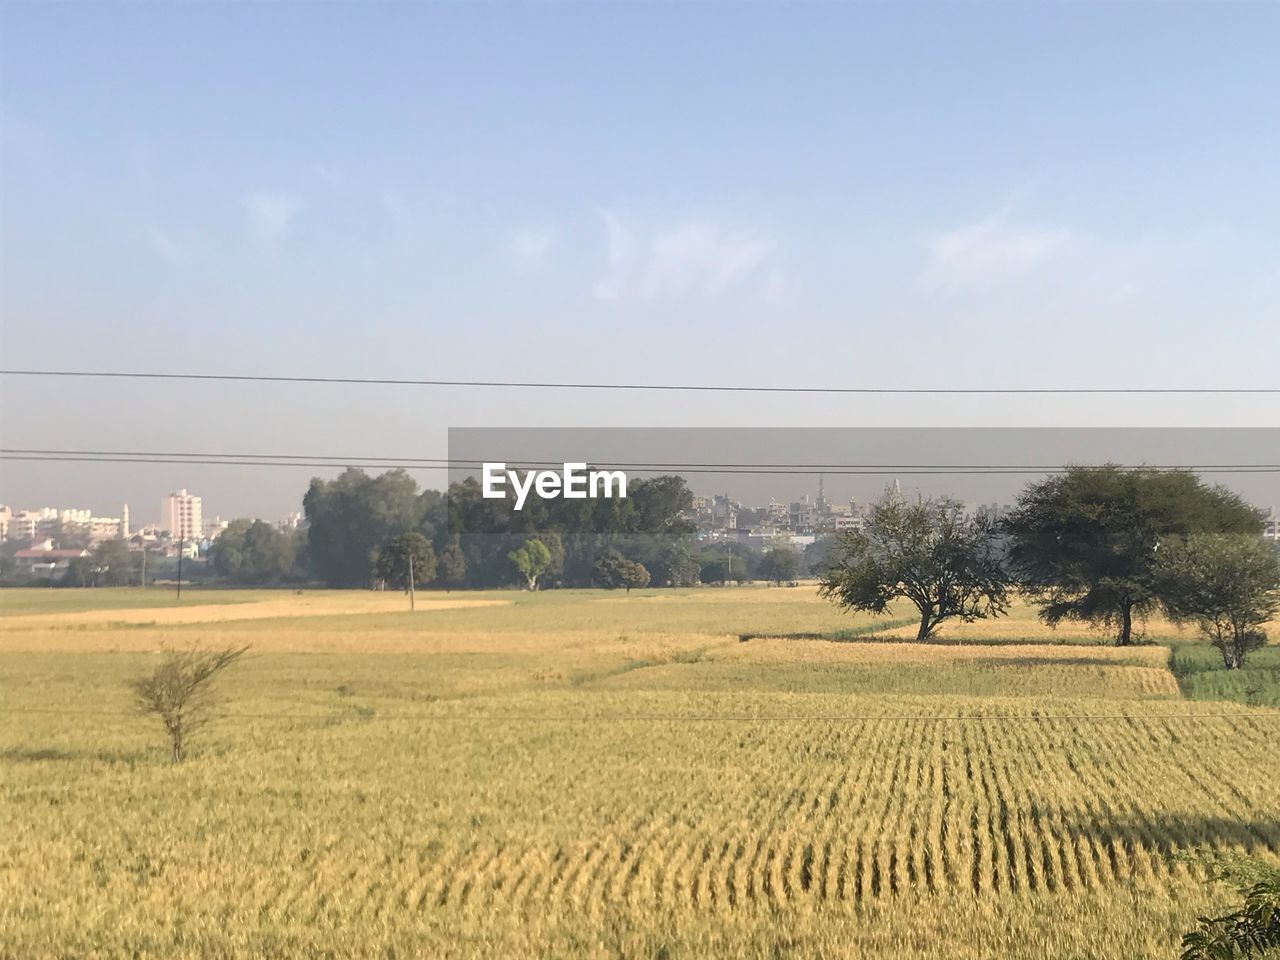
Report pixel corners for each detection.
[297,468,706,590]
[285,468,816,591]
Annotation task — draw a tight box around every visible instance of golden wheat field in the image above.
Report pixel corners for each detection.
[1,586,1277,960]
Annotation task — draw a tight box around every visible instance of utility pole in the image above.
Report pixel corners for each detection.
[176,535,184,601]
[140,547,147,588]
[407,552,416,611]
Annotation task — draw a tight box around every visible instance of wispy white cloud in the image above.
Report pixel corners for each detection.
[245,192,304,245]
[593,209,778,299]
[924,205,1071,288]
[506,224,558,265]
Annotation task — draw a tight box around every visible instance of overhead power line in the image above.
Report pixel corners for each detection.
[4,450,1279,475]
[3,369,1279,394]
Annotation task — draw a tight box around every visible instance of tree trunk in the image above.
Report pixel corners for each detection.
[170,729,184,764]
[916,609,932,642]
[1116,604,1133,646]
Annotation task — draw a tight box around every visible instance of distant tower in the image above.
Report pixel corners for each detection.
[120,504,130,539]
[891,478,902,499]
[817,474,825,504]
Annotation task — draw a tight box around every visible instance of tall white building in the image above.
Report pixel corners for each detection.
[161,489,203,542]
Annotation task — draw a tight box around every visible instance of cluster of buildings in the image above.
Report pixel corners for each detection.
[2,486,310,581]
[1,490,209,579]
[690,479,1280,552]
[686,479,941,552]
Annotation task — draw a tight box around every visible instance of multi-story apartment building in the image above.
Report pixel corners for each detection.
[161,489,203,542]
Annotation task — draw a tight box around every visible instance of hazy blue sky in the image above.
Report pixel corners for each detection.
[2,2,1277,522]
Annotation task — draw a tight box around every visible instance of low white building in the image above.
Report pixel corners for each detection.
[13,543,90,578]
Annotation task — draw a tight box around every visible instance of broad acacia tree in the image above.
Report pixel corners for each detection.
[1005,466,1261,646]
[1156,534,1280,669]
[819,491,1008,641]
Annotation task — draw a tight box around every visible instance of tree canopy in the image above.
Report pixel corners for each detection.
[375,532,436,591]
[436,536,468,590]
[819,490,1008,641]
[1005,466,1262,645]
[758,545,800,585]
[509,538,553,590]
[303,469,426,587]
[592,549,651,591]
[212,520,297,585]
[1155,533,1280,669]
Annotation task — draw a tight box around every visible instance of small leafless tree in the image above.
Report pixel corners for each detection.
[130,645,249,762]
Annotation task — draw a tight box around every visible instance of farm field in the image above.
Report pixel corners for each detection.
[1,586,1278,959]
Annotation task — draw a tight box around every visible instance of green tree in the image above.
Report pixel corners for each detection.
[64,554,96,587]
[820,490,1008,642]
[212,519,296,585]
[303,468,424,587]
[699,554,747,586]
[93,539,134,586]
[1180,854,1280,960]
[592,549,650,591]
[758,545,800,585]
[436,535,468,591]
[1005,466,1262,645]
[376,532,436,591]
[803,536,838,577]
[651,541,701,587]
[620,560,650,592]
[628,475,695,534]
[1156,534,1280,669]
[509,538,552,590]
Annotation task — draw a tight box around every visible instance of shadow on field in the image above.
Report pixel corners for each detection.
[738,628,1107,648]
[1063,814,1280,859]
[0,746,151,764]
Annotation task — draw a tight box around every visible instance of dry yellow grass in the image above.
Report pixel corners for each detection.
[0,591,508,628]
[1,587,1277,959]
